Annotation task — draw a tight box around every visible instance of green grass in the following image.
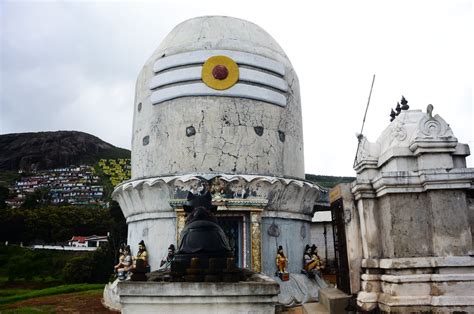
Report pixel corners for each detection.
[0,283,104,305]
[0,289,33,297]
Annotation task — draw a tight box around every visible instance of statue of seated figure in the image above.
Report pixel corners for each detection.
[130,240,150,281]
[115,244,132,280]
[302,244,323,278]
[160,244,176,269]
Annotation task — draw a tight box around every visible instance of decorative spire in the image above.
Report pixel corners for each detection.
[395,102,401,115]
[390,109,396,122]
[400,96,409,110]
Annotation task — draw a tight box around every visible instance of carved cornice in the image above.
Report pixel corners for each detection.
[408,138,458,156]
[114,173,322,191]
[354,158,378,174]
[352,168,474,199]
[113,173,327,219]
[169,198,269,209]
[361,256,474,269]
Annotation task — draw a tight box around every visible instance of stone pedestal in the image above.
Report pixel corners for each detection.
[352,106,474,312]
[117,273,279,313]
[358,257,474,312]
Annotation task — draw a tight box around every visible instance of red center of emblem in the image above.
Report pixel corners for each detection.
[212,65,229,80]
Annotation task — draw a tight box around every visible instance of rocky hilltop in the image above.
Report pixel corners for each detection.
[0,131,130,171]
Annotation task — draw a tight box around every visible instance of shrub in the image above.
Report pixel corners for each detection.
[62,244,113,284]
[62,255,94,284]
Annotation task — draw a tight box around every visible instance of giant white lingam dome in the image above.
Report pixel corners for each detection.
[132,15,304,179]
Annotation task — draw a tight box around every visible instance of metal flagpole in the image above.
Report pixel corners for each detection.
[353,74,376,167]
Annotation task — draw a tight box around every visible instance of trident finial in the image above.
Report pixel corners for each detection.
[427,104,434,119]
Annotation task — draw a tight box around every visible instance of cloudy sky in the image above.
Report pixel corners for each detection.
[1,0,472,176]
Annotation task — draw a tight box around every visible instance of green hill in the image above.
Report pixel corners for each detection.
[0,131,130,172]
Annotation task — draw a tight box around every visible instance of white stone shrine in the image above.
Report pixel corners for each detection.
[351,105,474,312]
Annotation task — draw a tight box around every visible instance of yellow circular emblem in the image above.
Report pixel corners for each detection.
[202,55,239,90]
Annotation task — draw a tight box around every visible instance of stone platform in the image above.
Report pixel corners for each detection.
[117,273,279,313]
[358,256,474,312]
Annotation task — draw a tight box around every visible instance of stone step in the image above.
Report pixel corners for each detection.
[303,302,329,314]
[319,288,351,313]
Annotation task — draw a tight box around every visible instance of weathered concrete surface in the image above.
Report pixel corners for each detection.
[118,273,279,313]
[131,16,304,179]
[428,190,471,256]
[378,193,433,258]
[261,218,310,274]
[352,106,474,312]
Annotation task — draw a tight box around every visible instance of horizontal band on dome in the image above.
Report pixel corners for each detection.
[149,66,288,92]
[150,82,286,107]
[153,50,285,76]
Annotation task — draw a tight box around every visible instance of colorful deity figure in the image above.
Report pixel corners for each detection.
[115,244,132,280]
[303,245,313,269]
[275,245,289,281]
[133,240,150,272]
[160,244,176,269]
[137,240,148,264]
[311,244,323,267]
[129,240,150,281]
[302,244,323,278]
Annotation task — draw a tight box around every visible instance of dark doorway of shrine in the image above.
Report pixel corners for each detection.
[217,216,244,268]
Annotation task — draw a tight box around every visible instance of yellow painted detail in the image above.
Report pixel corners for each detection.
[202,55,239,90]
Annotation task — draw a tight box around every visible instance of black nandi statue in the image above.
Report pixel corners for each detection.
[171,191,234,280]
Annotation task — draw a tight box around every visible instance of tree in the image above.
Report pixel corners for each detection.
[107,201,127,263]
[0,186,10,209]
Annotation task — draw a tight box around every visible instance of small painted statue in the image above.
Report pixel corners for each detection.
[129,240,150,281]
[302,244,323,278]
[160,244,176,269]
[114,244,132,280]
[275,245,289,281]
[133,240,150,272]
